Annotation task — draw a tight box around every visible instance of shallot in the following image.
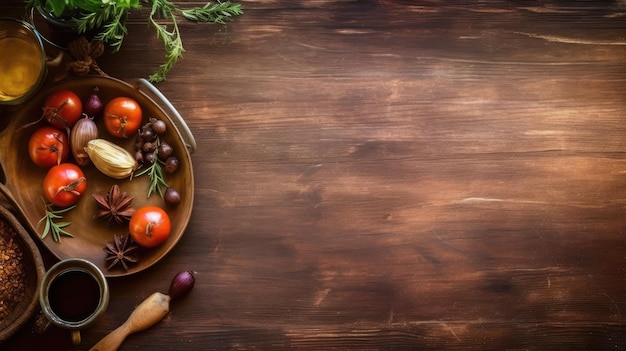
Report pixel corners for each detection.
[168,270,195,301]
[84,87,103,117]
[71,115,99,166]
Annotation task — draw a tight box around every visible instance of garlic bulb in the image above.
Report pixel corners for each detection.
[85,139,137,179]
[71,115,99,166]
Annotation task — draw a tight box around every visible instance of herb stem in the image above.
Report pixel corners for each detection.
[147,0,243,82]
[27,0,243,82]
[37,200,76,243]
[135,140,169,198]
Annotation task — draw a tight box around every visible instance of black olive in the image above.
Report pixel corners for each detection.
[143,142,156,153]
[141,128,156,142]
[164,188,181,206]
[164,156,179,173]
[158,142,174,160]
[144,152,155,165]
[135,150,144,165]
[152,119,167,135]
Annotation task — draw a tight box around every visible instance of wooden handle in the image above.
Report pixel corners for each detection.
[89,292,171,351]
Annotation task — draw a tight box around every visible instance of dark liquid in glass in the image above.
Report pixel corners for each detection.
[48,269,101,322]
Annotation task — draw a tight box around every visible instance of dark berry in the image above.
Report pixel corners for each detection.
[143,142,156,153]
[144,152,155,165]
[158,142,174,160]
[141,128,156,142]
[152,119,167,135]
[164,188,181,206]
[164,156,179,173]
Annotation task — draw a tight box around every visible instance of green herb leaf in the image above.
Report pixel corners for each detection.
[72,3,129,52]
[147,15,184,83]
[135,137,170,198]
[181,1,243,24]
[37,200,76,243]
[147,0,243,82]
[28,0,242,82]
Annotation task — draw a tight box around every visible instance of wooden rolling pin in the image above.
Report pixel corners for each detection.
[89,271,195,351]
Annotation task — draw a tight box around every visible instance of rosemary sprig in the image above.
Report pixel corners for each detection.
[147,0,243,82]
[135,144,169,198]
[29,0,243,82]
[182,1,243,24]
[73,3,130,52]
[37,201,76,243]
[148,0,184,83]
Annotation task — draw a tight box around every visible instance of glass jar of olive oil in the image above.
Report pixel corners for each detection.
[0,18,46,105]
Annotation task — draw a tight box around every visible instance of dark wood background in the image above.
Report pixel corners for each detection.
[2,0,626,350]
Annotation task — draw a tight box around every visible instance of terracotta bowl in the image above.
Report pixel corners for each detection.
[0,205,45,342]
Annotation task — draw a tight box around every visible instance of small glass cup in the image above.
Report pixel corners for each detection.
[0,17,47,105]
[39,258,109,345]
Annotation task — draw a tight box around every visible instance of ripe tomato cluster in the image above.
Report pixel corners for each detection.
[27,88,173,249]
[28,90,145,171]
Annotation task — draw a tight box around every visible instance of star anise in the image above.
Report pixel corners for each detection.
[93,185,136,225]
[103,234,139,271]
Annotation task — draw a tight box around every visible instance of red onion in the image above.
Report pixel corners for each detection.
[168,271,195,301]
[84,87,103,117]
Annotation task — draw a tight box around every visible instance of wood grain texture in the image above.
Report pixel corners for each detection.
[2,1,626,350]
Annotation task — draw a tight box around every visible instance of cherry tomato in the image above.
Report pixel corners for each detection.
[43,90,83,130]
[104,97,142,138]
[129,206,171,248]
[43,163,87,207]
[28,126,69,168]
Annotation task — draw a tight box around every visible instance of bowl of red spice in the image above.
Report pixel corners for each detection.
[0,205,45,342]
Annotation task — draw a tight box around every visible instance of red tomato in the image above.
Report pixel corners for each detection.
[104,97,142,138]
[28,126,69,168]
[43,163,87,207]
[129,206,171,248]
[43,90,83,130]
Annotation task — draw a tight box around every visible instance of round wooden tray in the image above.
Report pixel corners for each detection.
[0,76,195,277]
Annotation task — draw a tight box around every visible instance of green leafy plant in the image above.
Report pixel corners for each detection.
[27,0,139,52]
[27,0,243,82]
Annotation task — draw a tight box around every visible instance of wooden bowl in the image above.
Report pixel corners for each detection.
[0,205,45,342]
[0,75,195,277]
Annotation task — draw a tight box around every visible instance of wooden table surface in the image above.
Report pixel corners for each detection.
[2,1,626,350]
